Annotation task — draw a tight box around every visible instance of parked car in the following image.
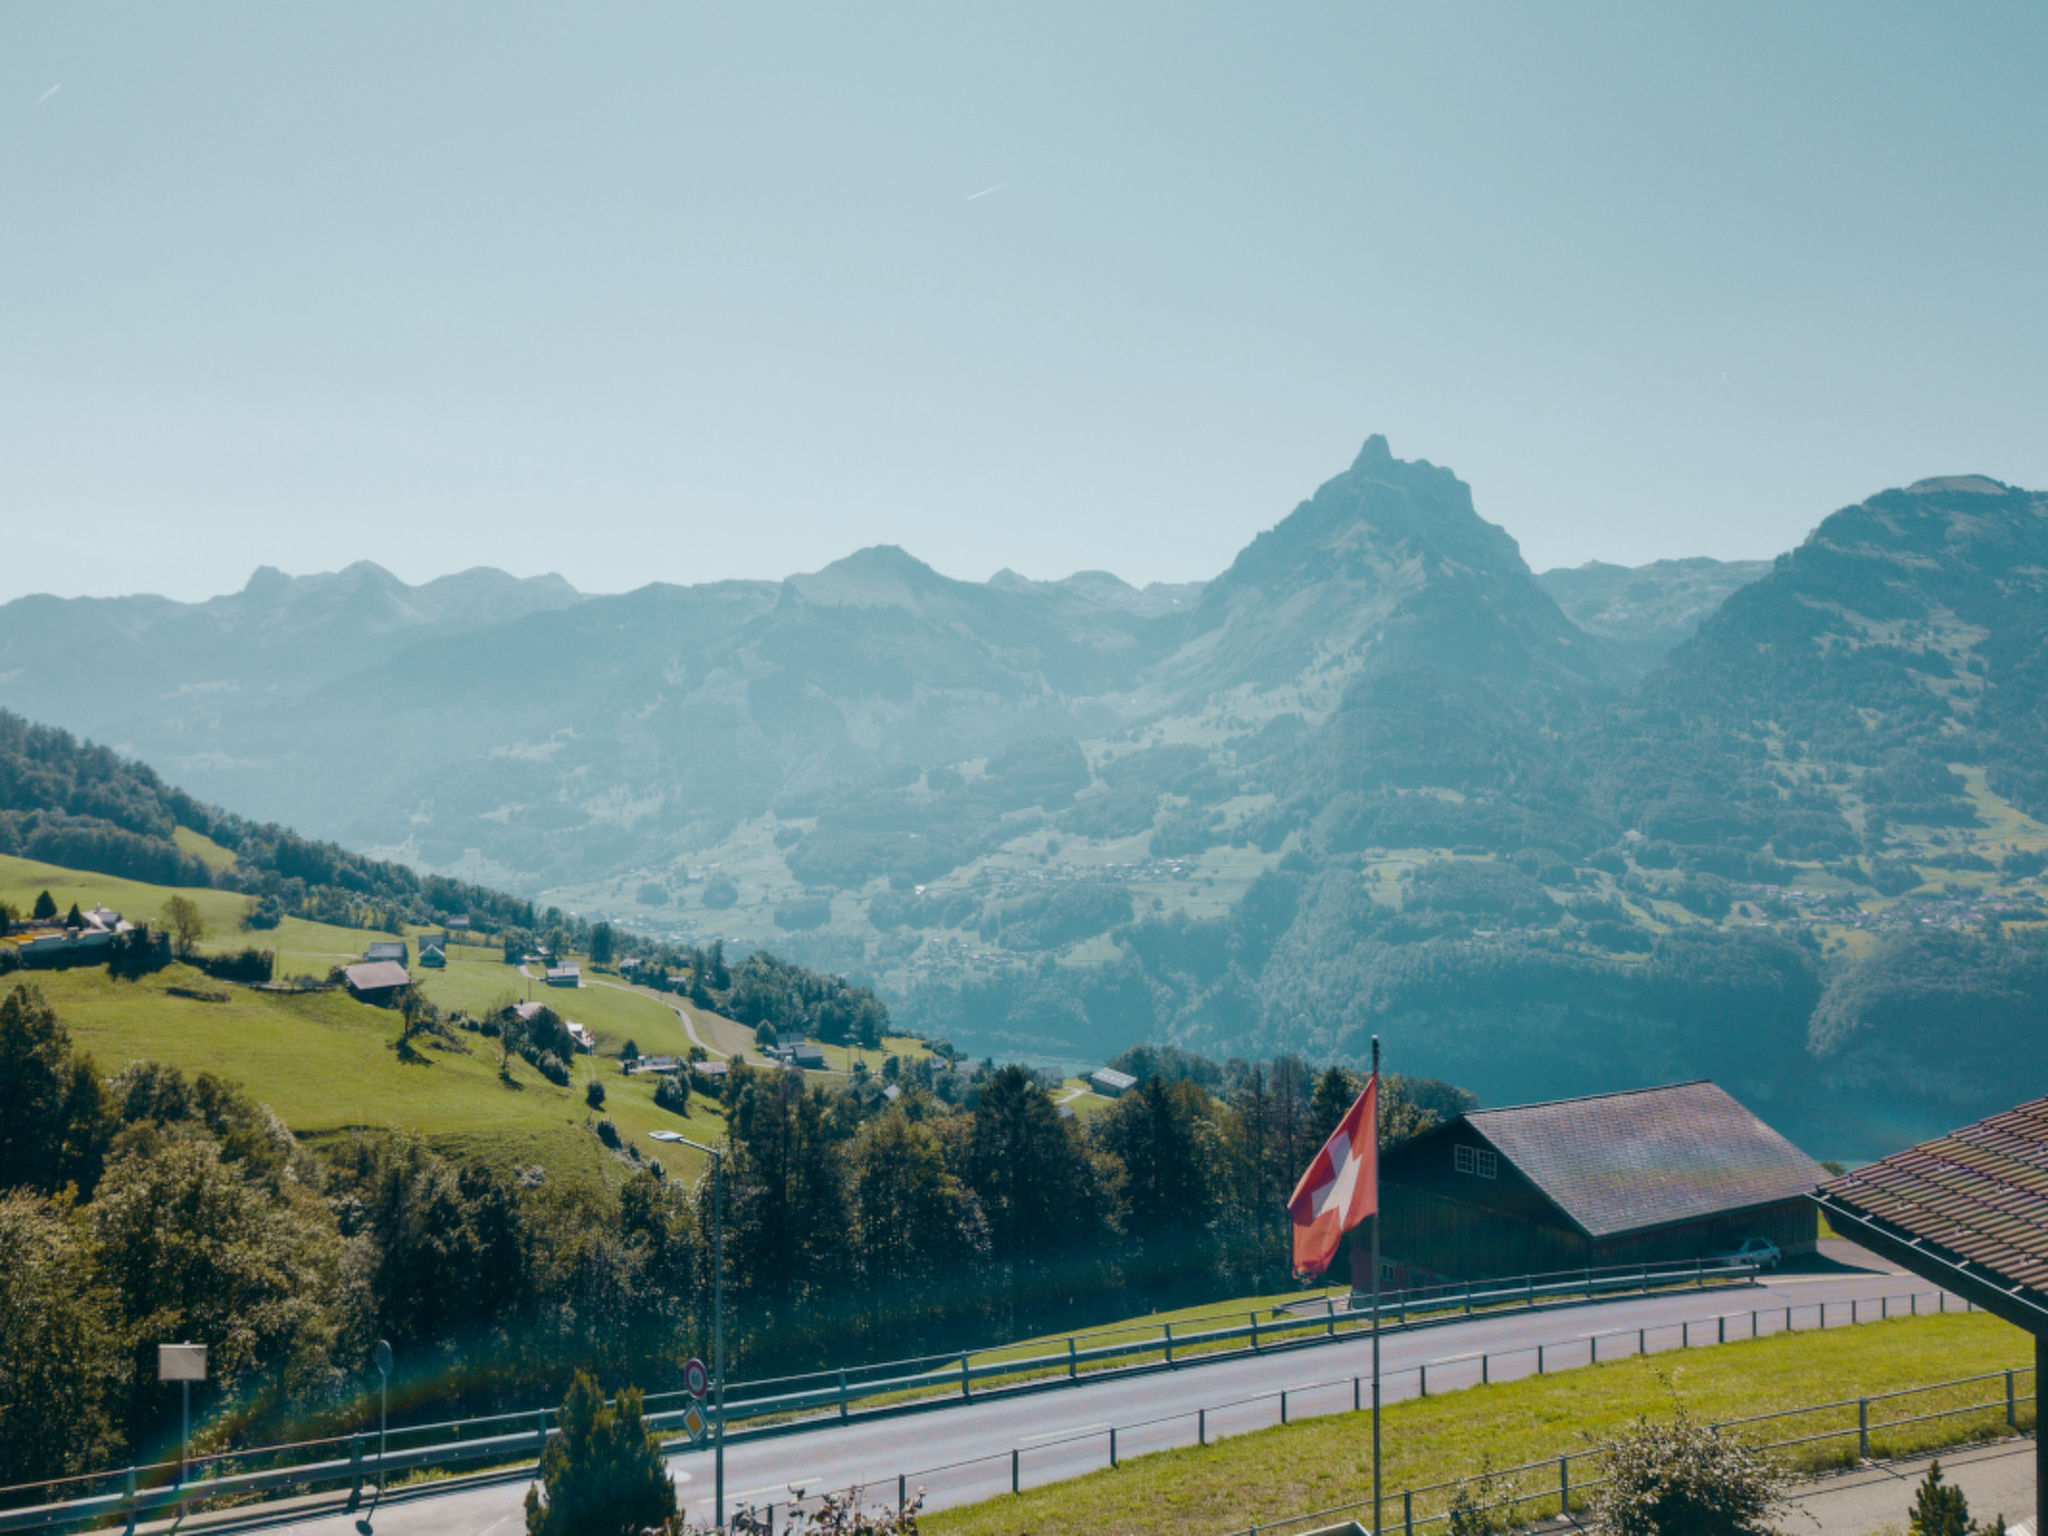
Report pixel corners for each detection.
[1710,1236,1782,1271]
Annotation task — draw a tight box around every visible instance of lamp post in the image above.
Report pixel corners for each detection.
[669,1134,726,1530]
[373,1340,393,1496]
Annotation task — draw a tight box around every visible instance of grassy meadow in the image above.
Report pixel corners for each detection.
[927,1311,2036,1536]
[0,851,736,1186]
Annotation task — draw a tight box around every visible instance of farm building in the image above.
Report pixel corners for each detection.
[545,962,581,987]
[1370,1081,1823,1289]
[418,940,447,968]
[343,960,411,1007]
[1090,1067,1137,1098]
[364,941,407,965]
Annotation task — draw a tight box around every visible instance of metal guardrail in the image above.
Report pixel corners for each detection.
[698,1289,2014,1536]
[1225,1360,2036,1536]
[0,1258,1757,1533]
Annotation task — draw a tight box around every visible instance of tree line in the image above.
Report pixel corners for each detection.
[0,980,1465,1490]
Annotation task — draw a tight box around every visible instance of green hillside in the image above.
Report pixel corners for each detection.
[0,852,736,1184]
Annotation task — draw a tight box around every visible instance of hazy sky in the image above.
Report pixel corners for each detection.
[4,2,2045,604]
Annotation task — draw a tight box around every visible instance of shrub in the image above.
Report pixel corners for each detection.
[594,1118,621,1149]
[191,948,275,985]
[533,1052,570,1087]
[1593,1409,1782,1536]
[585,1080,606,1109]
[522,1370,676,1536]
[654,1074,691,1117]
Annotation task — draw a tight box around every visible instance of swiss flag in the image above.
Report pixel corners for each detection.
[1287,1074,1378,1278]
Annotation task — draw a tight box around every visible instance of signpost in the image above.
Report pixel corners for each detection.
[374,1340,393,1496]
[681,1356,711,1445]
[158,1344,207,1486]
[666,1138,728,1527]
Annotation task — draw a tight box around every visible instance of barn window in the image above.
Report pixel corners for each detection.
[1455,1144,1498,1179]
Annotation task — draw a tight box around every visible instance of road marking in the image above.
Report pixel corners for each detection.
[1764,1273,1910,1285]
[731,1477,822,1502]
[1021,1422,1107,1444]
[1429,1351,1483,1363]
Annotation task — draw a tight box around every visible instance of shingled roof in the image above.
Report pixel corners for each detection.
[1465,1081,1824,1238]
[1815,1096,2048,1322]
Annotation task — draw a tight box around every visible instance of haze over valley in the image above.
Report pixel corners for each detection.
[9,435,2045,1154]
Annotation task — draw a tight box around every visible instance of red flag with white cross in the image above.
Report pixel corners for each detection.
[1287,1073,1378,1277]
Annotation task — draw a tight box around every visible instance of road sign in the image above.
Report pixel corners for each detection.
[158,1344,207,1382]
[684,1358,709,1398]
[680,1403,708,1445]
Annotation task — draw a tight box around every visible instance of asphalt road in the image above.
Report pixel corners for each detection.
[237,1251,1961,1536]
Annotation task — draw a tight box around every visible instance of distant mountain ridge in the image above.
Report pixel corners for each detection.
[0,561,581,741]
[1537,556,1774,676]
[6,440,2046,1153]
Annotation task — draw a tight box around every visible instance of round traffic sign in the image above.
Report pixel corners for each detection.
[684,1357,708,1398]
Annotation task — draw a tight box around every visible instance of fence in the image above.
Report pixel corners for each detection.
[691,1287,2016,1535]
[0,1257,1756,1533]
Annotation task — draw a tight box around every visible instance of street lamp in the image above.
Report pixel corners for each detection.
[667,1134,726,1530]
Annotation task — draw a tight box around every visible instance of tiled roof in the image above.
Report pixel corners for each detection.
[1466,1081,1824,1239]
[1816,1096,2048,1303]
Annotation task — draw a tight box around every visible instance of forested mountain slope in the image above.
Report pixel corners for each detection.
[8,445,2048,1153]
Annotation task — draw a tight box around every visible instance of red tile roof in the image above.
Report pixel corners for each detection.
[1816,1095,2048,1302]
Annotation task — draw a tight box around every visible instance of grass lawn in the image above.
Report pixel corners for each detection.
[926,1312,2035,1536]
[0,851,255,937]
[6,951,726,1188]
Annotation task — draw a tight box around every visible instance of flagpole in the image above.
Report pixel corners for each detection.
[1371,1033,1382,1536]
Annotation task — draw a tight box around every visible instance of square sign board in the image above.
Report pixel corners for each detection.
[680,1404,708,1445]
[158,1344,207,1382]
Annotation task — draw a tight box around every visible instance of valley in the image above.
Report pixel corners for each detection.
[8,440,2048,1153]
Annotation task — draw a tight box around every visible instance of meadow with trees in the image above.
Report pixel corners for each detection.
[0,977,1460,1490]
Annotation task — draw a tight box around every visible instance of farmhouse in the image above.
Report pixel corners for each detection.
[1090,1067,1137,1098]
[19,928,117,967]
[1372,1080,1823,1288]
[364,941,406,965]
[343,960,411,1007]
[418,940,446,969]
[545,962,580,987]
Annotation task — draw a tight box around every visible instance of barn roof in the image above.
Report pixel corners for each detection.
[1815,1096,2048,1324]
[1465,1081,1823,1239]
[344,960,411,991]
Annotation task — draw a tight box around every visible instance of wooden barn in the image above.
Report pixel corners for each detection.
[1368,1081,1823,1288]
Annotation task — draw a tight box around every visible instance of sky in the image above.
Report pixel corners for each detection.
[4,2,2046,604]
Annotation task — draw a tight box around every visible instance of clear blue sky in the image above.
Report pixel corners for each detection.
[4,2,2044,603]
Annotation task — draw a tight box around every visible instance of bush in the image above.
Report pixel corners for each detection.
[191,948,275,985]
[594,1118,621,1149]
[654,1074,691,1117]
[533,1052,570,1087]
[1593,1409,1783,1536]
[522,1371,676,1536]
[585,1080,606,1110]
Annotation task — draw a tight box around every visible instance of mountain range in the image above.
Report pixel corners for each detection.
[8,437,2046,1153]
